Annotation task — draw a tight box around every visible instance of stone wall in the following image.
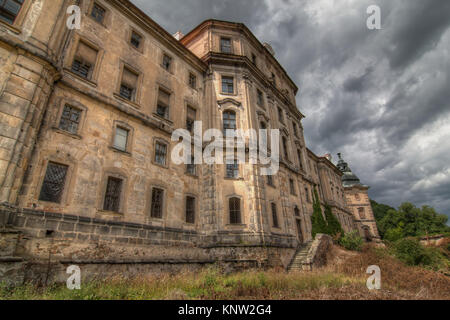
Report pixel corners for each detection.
[303,234,333,271]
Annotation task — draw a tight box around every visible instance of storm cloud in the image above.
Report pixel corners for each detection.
[131,0,450,220]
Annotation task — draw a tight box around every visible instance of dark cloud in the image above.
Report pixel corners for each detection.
[130,0,450,221]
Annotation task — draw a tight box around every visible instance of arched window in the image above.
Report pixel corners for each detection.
[229,197,241,224]
[223,110,236,136]
[358,207,366,220]
[294,206,300,217]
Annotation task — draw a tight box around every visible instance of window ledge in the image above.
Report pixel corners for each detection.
[97,210,124,216]
[224,177,243,181]
[152,161,169,170]
[225,224,247,228]
[220,92,237,97]
[160,65,174,75]
[0,20,22,34]
[86,14,108,29]
[152,113,173,125]
[113,92,141,109]
[109,146,132,157]
[52,127,82,140]
[185,172,199,179]
[65,69,98,87]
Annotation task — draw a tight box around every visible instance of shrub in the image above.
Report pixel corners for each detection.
[393,238,428,266]
[311,188,327,238]
[324,204,343,236]
[384,227,404,242]
[338,231,364,251]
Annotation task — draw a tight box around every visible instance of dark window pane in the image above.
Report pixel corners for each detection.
[162,55,172,71]
[130,32,142,48]
[91,3,105,23]
[186,196,196,224]
[151,188,164,219]
[226,160,239,179]
[271,203,279,228]
[155,142,167,166]
[186,156,196,175]
[222,76,234,94]
[39,162,68,203]
[220,38,231,53]
[120,84,134,101]
[0,0,24,24]
[59,105,81,134]
[71,59,92,79]
[189,73,196,89]
[223,110,236,135]
[294,206,300,216]
[229,197,241,224]
[103,177,122,212]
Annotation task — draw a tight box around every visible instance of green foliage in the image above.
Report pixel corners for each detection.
[373,201,450,240]
[324,204,343,236]
[311,188,327,238]
[392,238,448,271]
[338,231,364,251]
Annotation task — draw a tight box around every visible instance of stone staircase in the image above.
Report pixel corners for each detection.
[287,241,313,272]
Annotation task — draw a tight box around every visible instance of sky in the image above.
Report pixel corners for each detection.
[130,0,450,220]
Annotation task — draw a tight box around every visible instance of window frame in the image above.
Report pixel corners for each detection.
[188,72,197,90]
[53,100,88,139]
[38,161,70,204]
[0,0,31,31]
[228,196,242,225]
[154,85,173,121]
[110,121,133,155]
[185,195,197,225]
[161,53,173,72]
[150,187,165,220]
[66,35,103,85]
[153,138,170,169]
[271,202,280,229]
[102,176,124,213]
[221,75,235,95]
[220,37,232,54]
[115,62,142,106]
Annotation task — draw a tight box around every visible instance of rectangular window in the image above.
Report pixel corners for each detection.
[267,175,274,187]
[186,106,196,133]
[39,162,68,203]
[151,188,164,219]
[130,31,142,49]
[155,142,167,166]
[220,37,232,53]
[103,177,123,212]
[297,149,304,171]
[120,67,138,101]
[251,53,257,65]
[226,160,239,179]
[229,198,241,224]
[188,73,197,89]
[113,127,129,152]
[257,89,264,107]
[0,0,24,24]
[186,196,196,224]
[186,156,196,175]
[162,54,172,71]
[305,187,310,202]
[59,105,81,134]
[157,88,170,119]
[278,107,284,123]
[290,179,296,195]
[91,2,106,24]
[282,137,289,160]
[271,203,279,228]
[222,76,234,94]
[293,122,298,136]
[71,41,98,80]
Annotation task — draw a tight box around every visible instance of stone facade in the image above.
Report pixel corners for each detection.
[0,0,378,281]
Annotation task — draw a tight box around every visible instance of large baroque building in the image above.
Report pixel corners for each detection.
[0,0,378,277]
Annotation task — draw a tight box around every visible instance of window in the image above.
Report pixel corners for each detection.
[120,67,138,101]
[271,73,276,86]
[113,127,129,152]
[0,0,24,24]
[155,142,167,166]
[229,197,241,224]
[39,162,68,203]
[358,207,366,220]
[156,88,170,119]
[226,160,239,179]
[267,175,274,187]
[271,203,279,228]
[223,110,236,135]
[305,187,310,202]
[290,179,296,195]
[222,76,234,94]
[282,136,289,160]
[71,41,98,80]
[293,122,298,137]
[278,107,284,123]
[188,73,197,89]
[294,206,300,217]
[297,149,304,170]
[251,53,257,65]
[355,194,361,201]
[257,89,264,107]
[91,2,106,24]
[103,177,123,212]
[59,105,81,134]
[151,188,164,219]
[162,54,172,71]
[130,31,142,49]
[186,196,196,224]
[186,156,196,175]
[186,106,196,133]
[220,37,232,53]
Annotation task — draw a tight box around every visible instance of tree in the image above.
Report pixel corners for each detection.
[324,204,343,236]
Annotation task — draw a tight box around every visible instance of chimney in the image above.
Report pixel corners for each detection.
[173,31,184,41]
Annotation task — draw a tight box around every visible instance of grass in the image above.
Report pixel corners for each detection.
[1,244,449,300]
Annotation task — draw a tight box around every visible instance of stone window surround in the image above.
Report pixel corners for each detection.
[269,201,281,230]
[160,51,174,73]
[34,156,77,208]
[224,158,241,180]
[86,0,112,28]
[220,106,241,135]
[225,194,246,227]
[151,137,170,169]
[145,181,168,224]
[98,169,128,216]
[0,0,31,33]
[110,120,134,155]
[127,26,145,53]
[188,71,198,90]
[153,83,174,123]
[114,61,143,108]
[289,177,296,195]
[183,193,199,227]
[65,34,104,87]
[52,98,89,140]
[184,100,199,132]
